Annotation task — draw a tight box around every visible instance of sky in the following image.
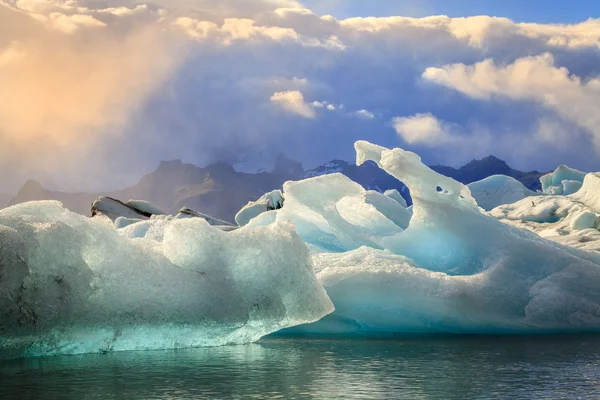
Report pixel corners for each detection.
[2,0,600,192]
[304,0,600,23]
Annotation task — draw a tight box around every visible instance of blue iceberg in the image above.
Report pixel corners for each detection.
[251,141,600,335]
[0,202,332,359]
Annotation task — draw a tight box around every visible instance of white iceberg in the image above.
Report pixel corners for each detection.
[0,201,332,359]
[468,175,536,211]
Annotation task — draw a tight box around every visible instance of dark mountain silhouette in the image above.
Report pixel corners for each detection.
[430,156,545,191]
[6,154,545,222]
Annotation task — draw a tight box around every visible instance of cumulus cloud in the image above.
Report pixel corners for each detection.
[355,109,375,120]
[422,53,600,149]
[173,16,346,49]
[270,90,316,118]
[392,113,456,145]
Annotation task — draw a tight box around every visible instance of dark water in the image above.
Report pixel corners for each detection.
[2,335,600,399]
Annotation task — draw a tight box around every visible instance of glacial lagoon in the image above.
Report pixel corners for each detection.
[3,335,600,399]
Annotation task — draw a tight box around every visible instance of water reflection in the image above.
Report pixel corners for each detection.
[2,335,600,399]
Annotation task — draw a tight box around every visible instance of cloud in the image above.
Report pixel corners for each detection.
[355,109,375,120]
[31,12,107,33]
[422,53,600,149]
[174,16,346,49]
[2,0,600,193]
[340,15,600,50]
[271,90,316,118]
[392,113,456,145]
[312,100,343,111]
[0,0,182,190]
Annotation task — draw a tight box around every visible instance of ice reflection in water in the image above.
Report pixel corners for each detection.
[2,335,600,399]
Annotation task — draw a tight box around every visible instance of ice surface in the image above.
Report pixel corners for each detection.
[365,190,411,229]
[562,180,583,196]
[246,173,404,252]
[384,189,408,208]
[235,190,284,227]
[467,175,536,211]
[174,207,236,230]
[279,142,600,335]
[491,172,600,251]
[0,201,332,359]
[91,197,165,221]
[540,165,586,195]
[125,200,166,217]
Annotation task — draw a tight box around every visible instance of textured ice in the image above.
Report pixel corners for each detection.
[246,173,404,252]
[384,189,408,208]
[0,201,332,359]
[235,190,284,227]
[492,172,600,251]
[540,165,586,195]
[365,190,411,229]
[468,175,536,211]
[91,197,166,221]
[174,207,237,230]
[269,142,600,335]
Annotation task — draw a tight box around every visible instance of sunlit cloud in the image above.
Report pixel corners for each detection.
[1,0,600,193]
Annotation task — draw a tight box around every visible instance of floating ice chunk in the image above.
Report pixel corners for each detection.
[285,141,600,335]
[540,165,586,194]
[467,175,536,211]
[384,189,408,208]
[235,190,284,227]
[0,201,332,359]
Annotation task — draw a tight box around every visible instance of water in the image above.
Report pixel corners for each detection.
[2,335,600,399]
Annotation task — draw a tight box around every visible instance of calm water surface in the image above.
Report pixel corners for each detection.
[2,335,600,399]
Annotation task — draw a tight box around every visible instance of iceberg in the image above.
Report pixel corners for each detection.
[467,175,536,211]
[258,142,600,335]
[492,172,600,251]
[540,165,586,195]
[0,201,332,359]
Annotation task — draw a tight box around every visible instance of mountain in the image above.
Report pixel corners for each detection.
[304,159,409,197]
[5,154,546,222]
[0,193,12,209]
[430,156,545,191]
[7,159,297,223]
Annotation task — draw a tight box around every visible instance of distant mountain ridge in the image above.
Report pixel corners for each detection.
[430,155,544,192]
[6,154,546,222]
